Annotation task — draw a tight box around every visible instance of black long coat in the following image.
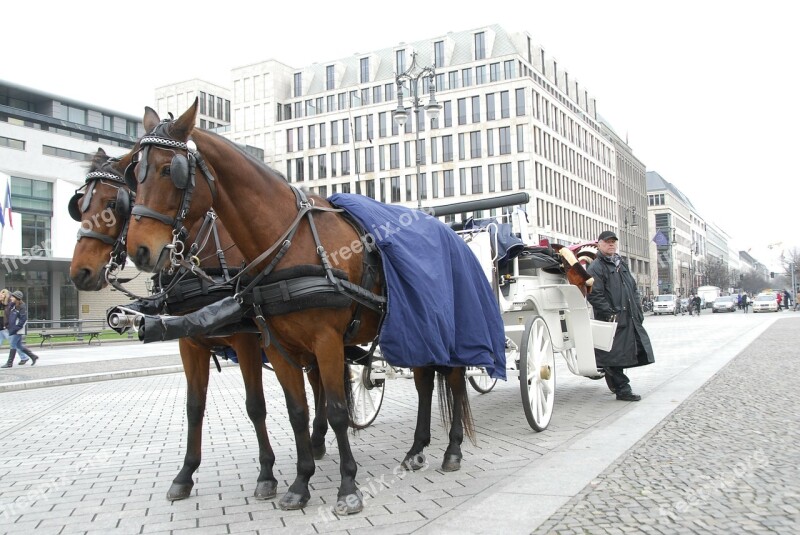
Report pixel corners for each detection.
[586,254,655,368]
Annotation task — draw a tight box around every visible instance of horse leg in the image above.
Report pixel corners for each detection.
[308,367,328,460]
[402,366,435,471]
[232,335,278,500]
[316,343,362,515]
[270,356,316,510]
[167,338,210,500]
[441,367,473,472]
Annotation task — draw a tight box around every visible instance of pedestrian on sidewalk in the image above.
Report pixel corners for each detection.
[0,289,20,368]
[742,293,750,313]
[692,294,702,316]
[586,230,655,401]
[3,291,39,367]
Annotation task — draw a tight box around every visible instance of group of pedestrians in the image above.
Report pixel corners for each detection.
[0,288,40,368]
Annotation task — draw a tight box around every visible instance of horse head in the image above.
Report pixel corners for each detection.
[69,147,135,290]
[125,99,218,272]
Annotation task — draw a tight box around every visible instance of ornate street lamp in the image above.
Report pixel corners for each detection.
[393,52,441,209]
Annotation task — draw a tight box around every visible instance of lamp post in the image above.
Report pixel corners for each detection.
[622,205,639,290]
[393,52,441,210]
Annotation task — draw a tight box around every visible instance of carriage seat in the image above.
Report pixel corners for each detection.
[463,218,525,267]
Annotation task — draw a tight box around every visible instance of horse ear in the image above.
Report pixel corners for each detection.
[143,106,160,132]
[170,98,199,141]
[92,148,109,166]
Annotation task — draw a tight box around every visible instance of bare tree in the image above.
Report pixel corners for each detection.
[705,259,730,289]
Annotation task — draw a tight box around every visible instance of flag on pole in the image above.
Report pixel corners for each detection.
[0,186,5,228]
[652,230,669,246]
[4,183,12,229]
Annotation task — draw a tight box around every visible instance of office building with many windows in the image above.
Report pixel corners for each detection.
[225,24,638,249]
[0,80,147,321]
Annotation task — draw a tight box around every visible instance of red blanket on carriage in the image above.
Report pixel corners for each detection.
[329,194,507,379]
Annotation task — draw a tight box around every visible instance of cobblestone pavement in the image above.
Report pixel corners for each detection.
[0,312,793,534]
[532,318,800,535]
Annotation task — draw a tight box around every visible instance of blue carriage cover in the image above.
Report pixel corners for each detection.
[329,194,506,379]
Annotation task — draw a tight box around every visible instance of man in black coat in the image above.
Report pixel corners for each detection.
[586,231,655,401]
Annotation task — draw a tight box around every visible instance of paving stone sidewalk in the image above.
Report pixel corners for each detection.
[532,318,800,534]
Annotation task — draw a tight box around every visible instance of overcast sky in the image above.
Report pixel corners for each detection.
[5,0,798,269]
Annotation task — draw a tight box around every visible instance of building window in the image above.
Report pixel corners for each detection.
[373,85,382,104]
[471,166,483,194]
[0,136,25,150]
[500,91,510,118]
[341,151,350,175]
[443,170,454,197]
[449,71,459,90]
[208,94,215,117]
[199,92,207,114]
[360,57,370,83]
[458,133,466,160]
[432,171,439,198]
[434,40,445,67]
[42,145,90,161]
[476,65,487,85]
[331,120,339,145]
[459,168,467,195]
[293,72,302,97]
[442,135,453,162]
[365,146,374,172]
[474,32,486,60]
[499,127,511,154]
[457,98,467,125]
[443,101,453,127]
[500,162,512,191]
[488,164,496,192]
[490,62,501,82]
[518,161,526,189]
[319,122,326,147]
[396,49,406,73]
[326,65,335,90]
[391,176,401,202]
[515,88,526,116]
[389,143,400,169]
[342,118,350,143]
[517,125,525,152]
[462,68,473,88]
[470,131,481,158]
[504,60,515,79]
[487,128,495,156]
[486,93,496,121]
[318,155,327,178]
[295,158,304,181]
[365,179,375,199]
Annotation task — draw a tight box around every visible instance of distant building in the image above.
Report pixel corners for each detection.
[225,24,632,247]
[646,170,706,296]
[0,80,147,321]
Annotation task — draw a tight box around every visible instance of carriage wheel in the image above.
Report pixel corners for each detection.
[348,361,385,429]
[519,315,556,432]
[468,367,497,394]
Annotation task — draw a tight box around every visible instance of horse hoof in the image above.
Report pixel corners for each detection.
[334,491,363,515]
[441,454,462,472]
[166,482,193,501]
[254,480,278,500]
[401,453,427,471]
[279,490,310,510]
[312,444,326,460]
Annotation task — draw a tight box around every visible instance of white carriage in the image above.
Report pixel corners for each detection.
[348,193,615,432]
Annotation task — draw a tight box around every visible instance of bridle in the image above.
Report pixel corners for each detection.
[126,119,217,271]
[68,162,134,277]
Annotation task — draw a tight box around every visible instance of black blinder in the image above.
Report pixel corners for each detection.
[170,153,190,189]
[68,193,83,222]
[124,161,138,191]
[116,188,131,217]
[136,147,150,184]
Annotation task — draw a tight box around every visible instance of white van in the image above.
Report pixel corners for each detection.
[653,294,678,315]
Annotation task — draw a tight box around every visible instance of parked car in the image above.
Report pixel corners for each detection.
[712,295,737,313]
[752,294,779,313]
[653,294,678,315]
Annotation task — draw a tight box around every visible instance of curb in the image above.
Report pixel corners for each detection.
[0,365,185,393]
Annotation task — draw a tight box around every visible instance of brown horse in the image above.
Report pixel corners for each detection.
[124,100,478,514]
[68,148,331,502]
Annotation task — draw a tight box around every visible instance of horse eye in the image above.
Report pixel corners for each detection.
[162,165,171,176]
[106,200,117,210]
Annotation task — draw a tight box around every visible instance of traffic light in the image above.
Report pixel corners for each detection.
[770,272,775,278]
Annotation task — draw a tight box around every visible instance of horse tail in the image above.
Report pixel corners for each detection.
[436,370,477,446]
[343,363,357,434]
